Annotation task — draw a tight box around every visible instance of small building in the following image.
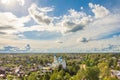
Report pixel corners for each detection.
[42,67,52,73]
[0,67,6,78]
[117,72,120,79]
[117,59,120,66]
[80,64,86,70]
[111,70,120,79]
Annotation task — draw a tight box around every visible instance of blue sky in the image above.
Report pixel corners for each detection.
[0,0,120,53]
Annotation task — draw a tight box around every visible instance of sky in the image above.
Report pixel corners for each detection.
[0,0,120,53]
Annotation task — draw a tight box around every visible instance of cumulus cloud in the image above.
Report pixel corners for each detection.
[85,14,120,41]
[0,0,25,6]
[0,12,30,34]
[27,3,110,34]
[77,37,89,43]
[71,3,120,43]
[17,0,25,6]
[27,3,110,35]
[0,2,120,52]
[89,3,109,18]
[1,3,117,39]
[0,12,30,26]
[59,9,93,33]
[0,3,112,36]
[24,3,118,38]
[28,3,53,25]
[27,4,93,34]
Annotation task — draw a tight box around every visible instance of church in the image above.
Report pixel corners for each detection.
[51,55,66,69]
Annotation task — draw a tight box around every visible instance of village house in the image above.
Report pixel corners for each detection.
[111,70,120,79]
[0,67,7,79]
[117,59,120,66]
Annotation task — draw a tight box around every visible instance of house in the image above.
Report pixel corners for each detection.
[111,70,120,79]
[117,59,120,66]
[42,67,52,73]
[0,67,6,78]
[117,72,120,79]
[80,64,86,70]
[29,67,38,72]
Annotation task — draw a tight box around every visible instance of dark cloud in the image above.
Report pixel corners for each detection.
[80,37,89,43]
[0,32,6,34]
[25,44,31,51]
[63,21,85,33]
[56,40,63,44]
[65,24,84,33]
[34,15,51,25]
[69,24,84,32]
[0,25,15,30]
[0,44,31,52]
[64,21,75,27]
[0,25,15,35]
[28,4,52,25]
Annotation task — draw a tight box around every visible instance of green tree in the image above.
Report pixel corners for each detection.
[75,66,99,80]
[50,69,70,80]
[7,75,14,80]
[103,76,119,80]
[27,72,38,80]
[98,62,110,79]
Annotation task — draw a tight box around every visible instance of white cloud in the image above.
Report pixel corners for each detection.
[26,3,111,35]
[0,2,120,52]
[89,3,109,18]
[0,12,30,35]
[59,9,93,33]
[56,33,120,52]
[85,14,120,40]
[27,6,93,34]
[28,3,54,25]
[24,3,119,40]
[0,0,25,6]
[17,0,25,6]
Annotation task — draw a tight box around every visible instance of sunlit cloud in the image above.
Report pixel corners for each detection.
[0,0,25,6]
